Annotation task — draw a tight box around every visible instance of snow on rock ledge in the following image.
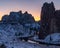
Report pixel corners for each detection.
[44,33,60,43]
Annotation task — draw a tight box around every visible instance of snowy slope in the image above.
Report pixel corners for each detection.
[0,24,37,48]
[0,24,60,48]
[44,33,60,44]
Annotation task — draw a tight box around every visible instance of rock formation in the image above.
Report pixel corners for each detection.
[38,1,60,39]
[39,2,55,39]
[1,11,35,24]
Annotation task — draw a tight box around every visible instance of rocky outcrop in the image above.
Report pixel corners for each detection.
[39,2,60,39]
[21,11,35,24]
[1,15,9,23]
[1,11,35,24]
[39,2,55,39]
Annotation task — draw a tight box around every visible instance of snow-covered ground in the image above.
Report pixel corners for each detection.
[0,24,60,48]
[0,24,37,48]
[44,33,60,44]
[5,40,60,48]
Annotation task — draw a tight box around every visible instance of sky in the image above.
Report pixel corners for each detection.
[0,0,60,21]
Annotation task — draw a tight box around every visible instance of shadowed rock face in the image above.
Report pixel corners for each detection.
[39,2,55,39]
[39,2,60,39]
[1,15,8,22]
[1,11,35,24]
[55,10,60,32]
[21,11,35,24]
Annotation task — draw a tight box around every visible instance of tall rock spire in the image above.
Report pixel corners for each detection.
[39,2,55,39]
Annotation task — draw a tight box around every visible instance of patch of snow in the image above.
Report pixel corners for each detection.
[44,33,60,43]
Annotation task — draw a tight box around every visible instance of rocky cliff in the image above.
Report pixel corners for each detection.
[1,11,35,24]
[39,2,60,39]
